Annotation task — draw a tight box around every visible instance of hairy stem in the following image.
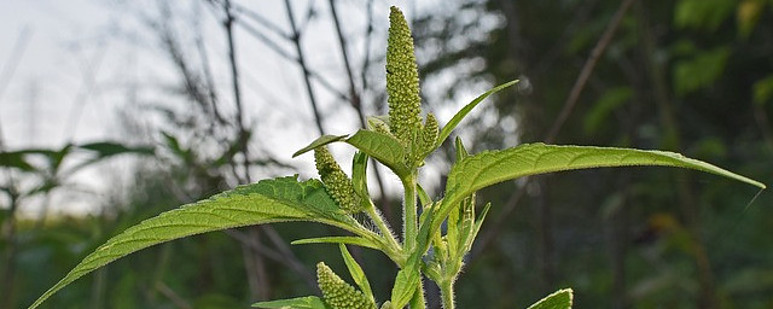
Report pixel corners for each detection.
[365,201,402,257]
[440,279,455,309]
[402,173,418,251]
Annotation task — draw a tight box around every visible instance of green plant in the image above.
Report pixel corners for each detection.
[28,6,765,309]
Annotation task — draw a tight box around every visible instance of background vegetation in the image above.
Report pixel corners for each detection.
[1,0,772,308]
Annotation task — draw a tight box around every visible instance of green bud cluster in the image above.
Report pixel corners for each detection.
[317,262,376,309]
[367,117,393,136]
[419,113,439,155]
[314,147,362,213]
[386,6,422,145]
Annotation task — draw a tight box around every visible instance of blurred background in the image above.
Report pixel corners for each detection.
[1,0,772,308]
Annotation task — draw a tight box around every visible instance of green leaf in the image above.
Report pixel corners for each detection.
[252,296,330,309]
[351,151,370,200]
[673,47,730,96]
[527,288,573,309]
[339,244,375,303]
[292,237,381,250]
[583,87,632,135]
[78,141,155,158]
[437,80,519,147]
[753,75,773,106]
[346,130,409,177]
[293,135,349,158]
[392,206,435,308]
[433,143,766,234]
[390,262,420,309]
[28,176,370,309]
[416,184,431,208]
[0,151,37,171]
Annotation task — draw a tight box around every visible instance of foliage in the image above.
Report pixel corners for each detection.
[25,5,766,309]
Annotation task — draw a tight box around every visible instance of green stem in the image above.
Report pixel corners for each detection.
[365,202,402,259]
[402,173,418,251]
[410,282,427,309]
[440,279,455,309]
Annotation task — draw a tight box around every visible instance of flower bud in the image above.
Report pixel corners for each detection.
[419,113,439,155]
[314,147,362,213]
[317,262,376,309]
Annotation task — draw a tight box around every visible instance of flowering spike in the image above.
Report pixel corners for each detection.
[314,147,362,213]
[419,113,439,155]
[367,116,393,136]
[317,262,376,309]
[387,6,422,145]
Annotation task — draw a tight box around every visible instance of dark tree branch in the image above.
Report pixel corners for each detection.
[284,0,325,136]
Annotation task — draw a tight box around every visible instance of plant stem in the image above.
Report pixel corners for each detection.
[365,202,402,255]
[440,279,455,309]
[402,173,418,251]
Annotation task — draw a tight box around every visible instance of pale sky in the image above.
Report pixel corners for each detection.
[0,0,496,215]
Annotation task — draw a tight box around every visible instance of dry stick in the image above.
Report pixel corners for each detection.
[222,0,250,184]
[221,0,277,301]
[327,0,392,223]
[230,2,291,40]
[284,0,325,136]
[233,16,351,103]
[473,0,636,258]
[194,2,227,126]
[156,282,193,309]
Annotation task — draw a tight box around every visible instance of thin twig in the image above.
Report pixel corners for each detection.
[284,0,325,136]
[222,0,251,183]
[544,0,636,143]
[232,15,351,102]
[156,281,193,309]
[230,2,292,40]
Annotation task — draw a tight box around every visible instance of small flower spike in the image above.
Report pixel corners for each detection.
[314,146,362,213]
[419,113,439,155]
[317,262,376,309]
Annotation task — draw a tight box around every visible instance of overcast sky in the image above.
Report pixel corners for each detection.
[1,1,484,215]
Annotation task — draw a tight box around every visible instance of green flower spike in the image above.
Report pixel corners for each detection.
[314,146,362,213]
[419,113,439,155]
[387,6,422,145]
[317,262,376,309]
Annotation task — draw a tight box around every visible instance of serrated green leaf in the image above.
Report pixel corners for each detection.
[252,296,330,309]
[437,80,519,147]
[292,237,380,250]
[339,244,375,303]
[28,176,372,309]
[527,288,573,309]
[432,143,766,235]
[346,130,409,177]
[293,135,349,158]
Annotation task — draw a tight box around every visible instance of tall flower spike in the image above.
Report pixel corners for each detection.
[317,262,376,309]
[314,146,362,213]
[387,6,422,145]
